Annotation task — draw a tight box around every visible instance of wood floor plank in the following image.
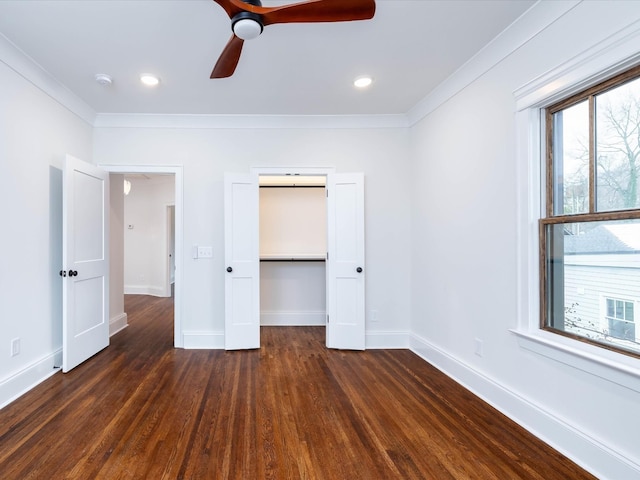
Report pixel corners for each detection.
[0,295,597,480]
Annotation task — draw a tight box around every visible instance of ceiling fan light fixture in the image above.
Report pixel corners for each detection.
[354,76,373,89]
[140,73,160,87]
[233,18,263,40]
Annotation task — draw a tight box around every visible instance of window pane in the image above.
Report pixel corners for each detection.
[595,77,640,211]
[615,300,623,318]
[606,298,614,316]
[625,302,634,321]
[544,218,640,354]
[552,101,590,215]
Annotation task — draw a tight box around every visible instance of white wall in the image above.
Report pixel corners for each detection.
[409,1,640,478]
[260,262,326,326]
[93,127,413,347]
[259,186,327,326]
[123,175,175,297]
[259,186,326,257]
[0,59,93,406]
[109,174,126,334]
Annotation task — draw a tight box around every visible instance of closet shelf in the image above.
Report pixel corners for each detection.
[260,253,326,262]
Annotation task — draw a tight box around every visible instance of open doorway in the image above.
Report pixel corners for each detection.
[122,173,175,297]
[104,165,183,348]
[259,175,327,327]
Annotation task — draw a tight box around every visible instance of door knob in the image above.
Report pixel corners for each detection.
[59,270,66,277]
[227,267,233,272]
[69,270,78,277]
[356,267,363,273]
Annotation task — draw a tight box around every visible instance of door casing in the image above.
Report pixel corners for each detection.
[100,165,184,348]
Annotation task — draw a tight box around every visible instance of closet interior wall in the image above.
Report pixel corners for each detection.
[259,180,327,326]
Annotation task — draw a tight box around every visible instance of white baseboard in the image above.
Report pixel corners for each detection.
[124,285,169,297]
[0,350,62,409]
[366,330,410,349]
[182,328,410,350]
[183,331,225,349]
[260,311,325,326]
[110,312,128,337]
[409,333,640,480]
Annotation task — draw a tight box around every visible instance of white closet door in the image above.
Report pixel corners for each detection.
[224,173,260,349]
[62,155,110,371]
[326,173,365,350]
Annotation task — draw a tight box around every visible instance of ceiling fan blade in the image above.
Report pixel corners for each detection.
[211,0,247,19]
[211,35,245,79]
[261,0,376,26]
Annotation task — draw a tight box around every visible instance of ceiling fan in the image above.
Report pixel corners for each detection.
[210,0,376,79]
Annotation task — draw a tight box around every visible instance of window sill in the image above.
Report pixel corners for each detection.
[510,329,640,393]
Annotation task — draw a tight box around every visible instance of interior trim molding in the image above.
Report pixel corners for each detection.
[406,0,581,126]
[409,333,640,480]
[0,349,62,410]
[93,113,409,130]
[511,329,640,394]
[109,312,128,337]
[183,331,225,349]
[100,164,184,349]
[0,32,95,126]
[365,330,410,349]
[123,285,169,297]
[514,19,640,111]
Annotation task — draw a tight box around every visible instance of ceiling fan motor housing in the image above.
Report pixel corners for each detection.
[232,10,263,39]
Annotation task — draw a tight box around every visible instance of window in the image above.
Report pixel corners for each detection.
[542,65,640,357]
[605,297,636,341]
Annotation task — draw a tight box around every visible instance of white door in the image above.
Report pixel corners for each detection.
[62,155,110,372]
[224,173,260,349]
[326,173,365,350]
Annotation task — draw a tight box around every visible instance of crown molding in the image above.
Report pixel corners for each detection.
[0,32,96,126]
[405,0,581,126]
[514,18,640,111]
[92,113,408,130]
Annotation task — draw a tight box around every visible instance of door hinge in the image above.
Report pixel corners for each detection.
[327,314,329,323]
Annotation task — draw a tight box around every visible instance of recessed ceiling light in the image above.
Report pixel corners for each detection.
[95,73,113,86]
[140,74,160,87]
[354,76,373,89]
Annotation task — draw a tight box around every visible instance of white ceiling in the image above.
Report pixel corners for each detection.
[0,0,535,116]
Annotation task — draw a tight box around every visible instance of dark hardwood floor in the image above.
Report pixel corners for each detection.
[0,295,595,479]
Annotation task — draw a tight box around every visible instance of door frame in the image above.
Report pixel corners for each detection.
[251,166,338,347]
[166,204,176,295]
[100,165,184,348]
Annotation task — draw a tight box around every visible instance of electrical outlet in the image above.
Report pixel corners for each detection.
[474,338,483,357]
[370,309,379,323]
[11,338,20,357]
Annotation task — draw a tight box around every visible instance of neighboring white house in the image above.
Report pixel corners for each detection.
[564,223,640,352]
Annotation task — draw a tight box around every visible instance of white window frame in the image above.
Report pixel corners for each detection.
[511,24,640,392]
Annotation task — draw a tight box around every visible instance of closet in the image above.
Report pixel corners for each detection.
[224,171,364,350]
[259,175,327,326]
